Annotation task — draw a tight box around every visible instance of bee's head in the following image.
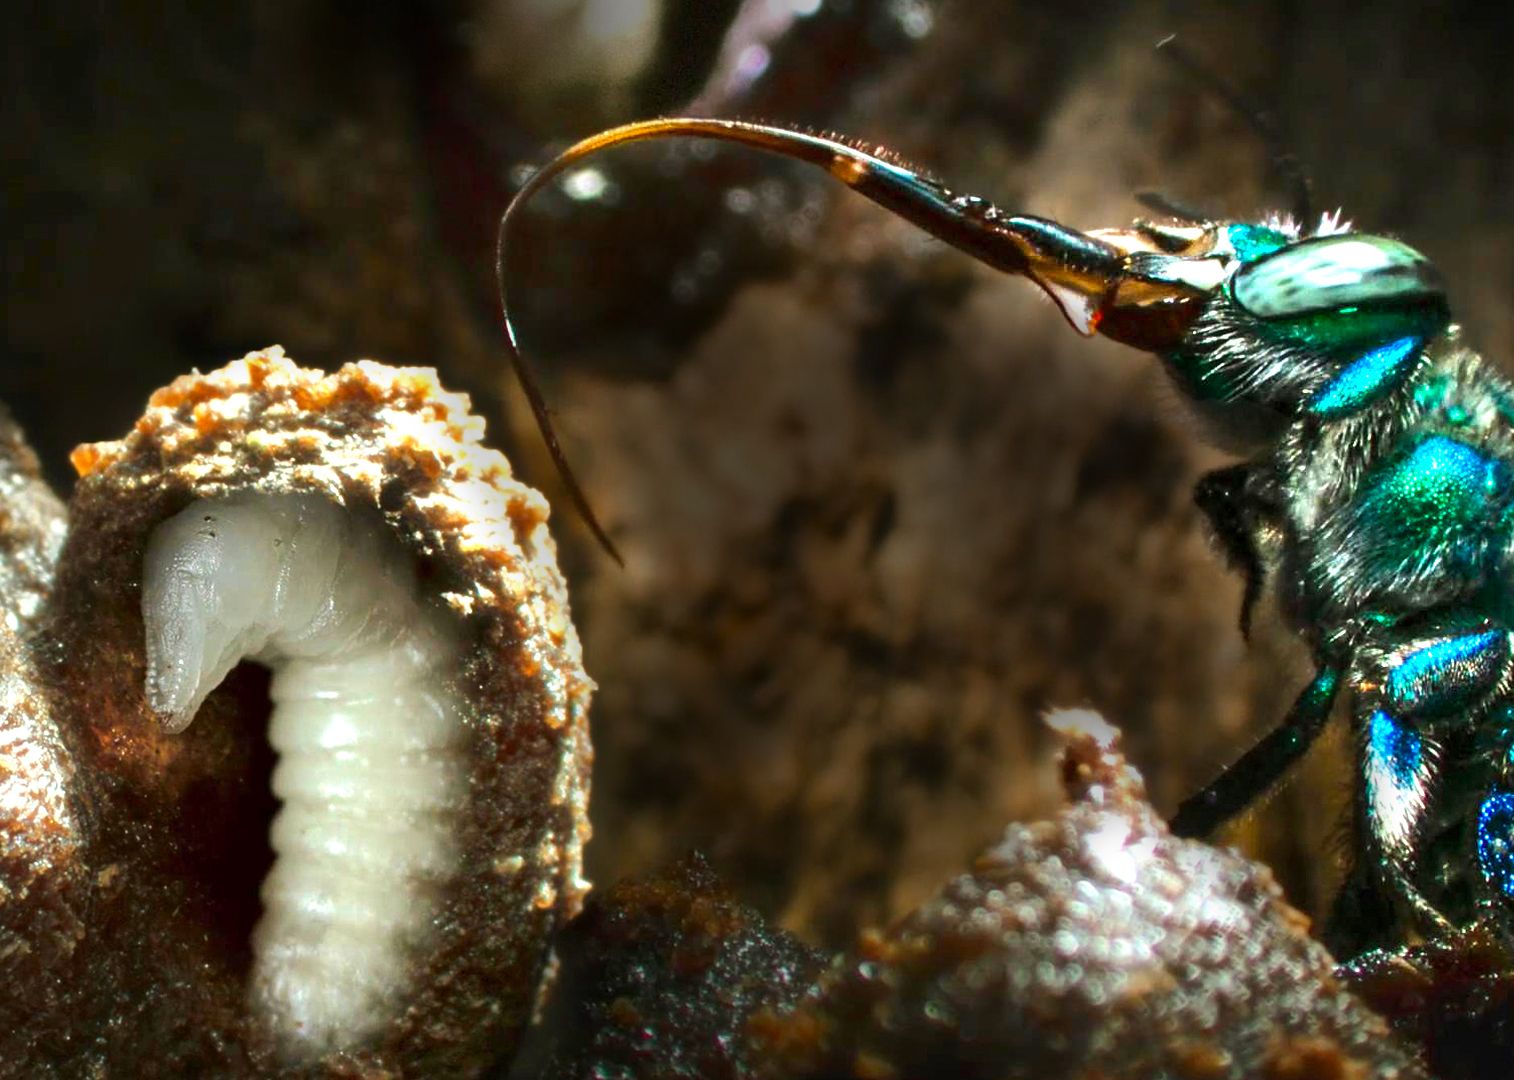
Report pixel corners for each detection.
[1124,219,1454,417]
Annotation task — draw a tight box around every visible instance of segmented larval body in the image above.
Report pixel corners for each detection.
[142,491,465,1055]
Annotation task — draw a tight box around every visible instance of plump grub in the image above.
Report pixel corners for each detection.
[142,492,472,1055]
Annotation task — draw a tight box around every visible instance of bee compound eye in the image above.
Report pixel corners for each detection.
[1231,235,1446,320]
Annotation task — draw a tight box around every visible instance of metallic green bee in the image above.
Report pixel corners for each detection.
[496,116,1514,955]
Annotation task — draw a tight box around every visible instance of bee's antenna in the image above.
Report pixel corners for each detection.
[1155,35,1314,231]
[1134,189,1211,224]
[495,222,624,565]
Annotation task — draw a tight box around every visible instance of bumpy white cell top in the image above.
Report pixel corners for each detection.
[142,493,466,1057]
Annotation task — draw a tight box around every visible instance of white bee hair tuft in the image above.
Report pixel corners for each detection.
[141,492,467,1056]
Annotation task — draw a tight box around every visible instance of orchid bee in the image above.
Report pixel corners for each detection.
[497,113,1514,956]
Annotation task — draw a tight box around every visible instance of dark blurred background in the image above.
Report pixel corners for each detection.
[6,0,1514,947]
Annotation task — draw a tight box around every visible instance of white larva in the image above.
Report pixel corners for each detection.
[141,492,467,1056]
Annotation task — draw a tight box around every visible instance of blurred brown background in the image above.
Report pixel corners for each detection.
[5,0,1514,948]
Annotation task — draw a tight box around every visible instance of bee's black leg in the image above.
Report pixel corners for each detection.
[1325,868,1420,959]
[1171,666,1341,838]
[1193,463,1267,641]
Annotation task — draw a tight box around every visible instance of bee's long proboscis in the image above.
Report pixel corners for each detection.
[495,118,1127,561]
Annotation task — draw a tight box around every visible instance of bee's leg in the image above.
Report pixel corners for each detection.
[1327,701,1457,955]
[1192,464,1269,640]
[1170,666,1340,838]
[1331,619,1512,951]
[1473,715,1514,913]
[1328,855,1453,957]
[1476,785,1514,910]
[1352,706,1452,943]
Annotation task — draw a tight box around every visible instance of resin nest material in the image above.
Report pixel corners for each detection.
[0,404,66,635]
[1342,922,1514,1078]
[11,348,591,1075]
[752,711,1427,1080]
[513,853,828,1080]
[0,403,77,1062]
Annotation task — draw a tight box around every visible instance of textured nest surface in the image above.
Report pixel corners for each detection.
[512,852,827,1080]
[521,713,1432,1078]
[752,713,1426,1078]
